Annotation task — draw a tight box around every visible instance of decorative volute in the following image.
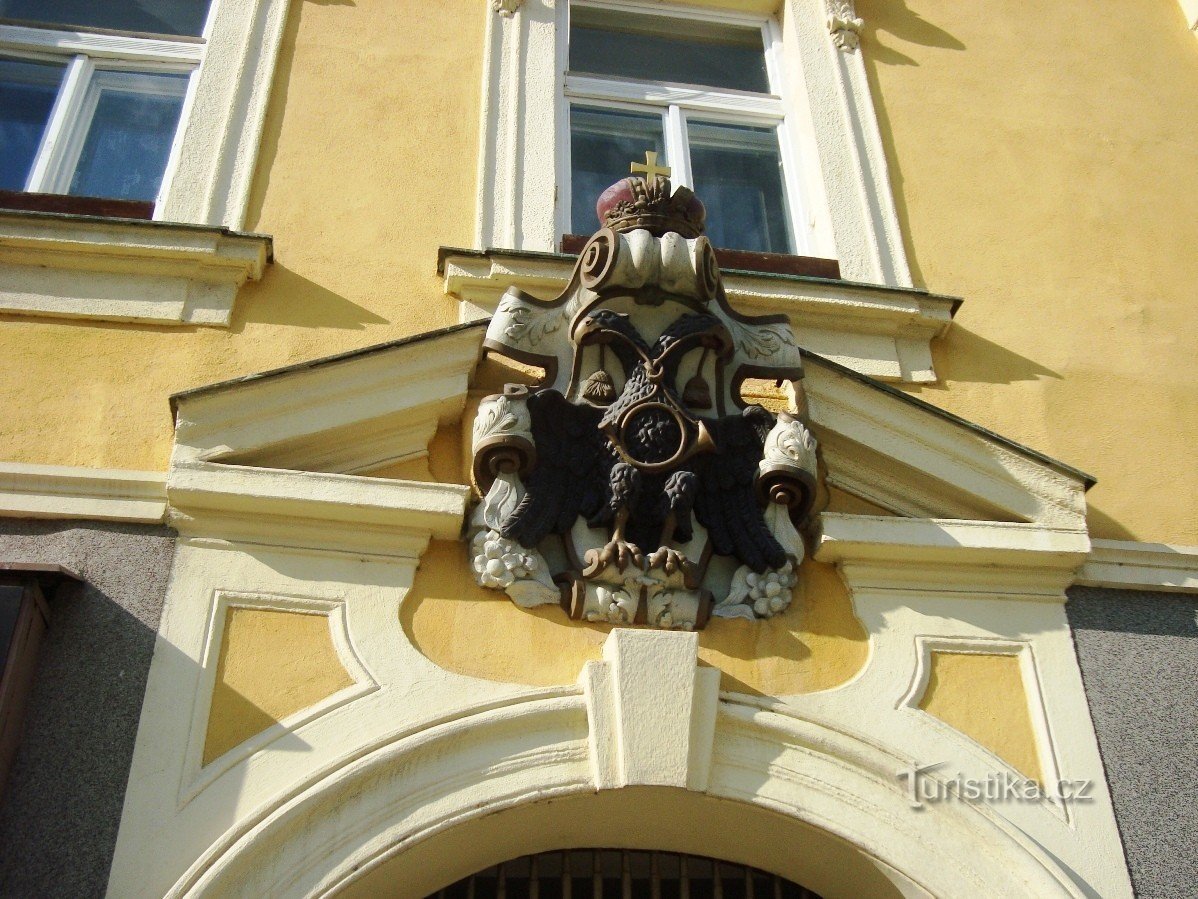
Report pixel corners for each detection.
[468,166,820,629]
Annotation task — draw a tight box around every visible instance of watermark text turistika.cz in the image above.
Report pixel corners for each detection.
[897,762,1094,809]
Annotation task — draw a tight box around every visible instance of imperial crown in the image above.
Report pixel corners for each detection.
[596,174,707,238]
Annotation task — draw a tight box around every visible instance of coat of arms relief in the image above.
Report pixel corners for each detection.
[468,167,820,630]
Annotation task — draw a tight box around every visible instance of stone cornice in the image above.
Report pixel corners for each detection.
[439,246,958,383]
[0,210,271,326]
[815,513,1090,600]
[0,461,167,523]
[1076,538,1198,594]
[168,461,469,558]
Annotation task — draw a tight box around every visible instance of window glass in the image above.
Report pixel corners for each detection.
[0,58,65,191]
[68,71,188,201]
[0,0,211,37]
[688,121,793,254]
[570,105,665,235]
[570,7,769,94]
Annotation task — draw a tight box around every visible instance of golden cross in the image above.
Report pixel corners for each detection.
[631,150,671,182]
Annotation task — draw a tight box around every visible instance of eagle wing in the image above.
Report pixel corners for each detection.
[499,390,613,548]
[692,405,787,573]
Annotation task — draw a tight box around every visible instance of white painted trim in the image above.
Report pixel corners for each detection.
[0,212,270,326]
[580,630,720,791]
[156,0,291,228]
[1076,538,1198,594]
[171,324,482,471]
[476,0,914,285]
[1180,0,1198,32]
[0,24,204,65]
[441,248,953,382]
[177,589,378,806]
[167,461,470,557]
[0,461,166,523]
[803,358,1090,528]
[899,637,1068,821]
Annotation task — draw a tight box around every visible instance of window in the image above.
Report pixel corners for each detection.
[0,0,285,327]
[477,0,911,286]
[564,1,804,255]
[0,1,211,207]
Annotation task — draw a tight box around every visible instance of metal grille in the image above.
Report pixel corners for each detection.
[430,850,824,899]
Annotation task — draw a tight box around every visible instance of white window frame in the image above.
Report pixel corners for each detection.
[0,0,291,229]
[476,0,912,287]
[560,0,815,255]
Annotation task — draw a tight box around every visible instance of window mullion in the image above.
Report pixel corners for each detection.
[25,54,93,193]
[665,105,692,190]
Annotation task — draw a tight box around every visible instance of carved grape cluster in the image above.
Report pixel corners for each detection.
[471,530,540,590]
[744,561,797,617]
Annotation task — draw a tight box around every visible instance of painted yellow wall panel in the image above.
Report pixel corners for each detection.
[0,0,484,471]
[856,0,1198,543]
[203,607,353,765]
[403,540,867,695]
[918,651,1043,783]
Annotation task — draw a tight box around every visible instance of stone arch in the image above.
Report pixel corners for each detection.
[167,693,1086,898]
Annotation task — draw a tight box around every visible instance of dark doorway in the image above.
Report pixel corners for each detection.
[431,849,823,899]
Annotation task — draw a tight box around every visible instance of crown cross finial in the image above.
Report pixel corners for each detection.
[631,150,671,182]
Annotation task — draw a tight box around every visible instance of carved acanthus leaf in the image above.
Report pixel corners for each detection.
[827,0,863,51]
[491,0,523,16]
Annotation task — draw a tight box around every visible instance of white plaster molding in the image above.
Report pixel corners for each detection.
[0,461,166,523]
[1179,0,1198,33]
[0,212,270,326]
[1076,538,1198,594]
[157,0,292,229]
[825,0,863,51]
[178,590,378,804]
[898,636,1068,821]
[171,323,483,472]
[475,0,914,286]
[815,514,1089,601]
[580,629,720,791]
[145,695,1116,898]
[492,0,525,15]
[803,356,1091,528]
[442,248,955,383]
[167,461,469,557]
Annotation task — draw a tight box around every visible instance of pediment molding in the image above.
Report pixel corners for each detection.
[441,246,958,384]
[163,316,1091,563]
[802,354,1092,530]
[171,322,484,474]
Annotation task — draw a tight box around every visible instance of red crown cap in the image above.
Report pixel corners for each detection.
[594,175,706,238]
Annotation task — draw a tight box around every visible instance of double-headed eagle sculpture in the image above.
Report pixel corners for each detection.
[468,164,820,629]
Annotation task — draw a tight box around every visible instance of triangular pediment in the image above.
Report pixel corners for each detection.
[167,319,1090,535]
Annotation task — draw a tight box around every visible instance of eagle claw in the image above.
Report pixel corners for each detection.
[598,538,644,573]
[647,547,692,578]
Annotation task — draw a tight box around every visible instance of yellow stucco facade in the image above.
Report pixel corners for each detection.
[0,0,1194,549]
[1,4,1188,894]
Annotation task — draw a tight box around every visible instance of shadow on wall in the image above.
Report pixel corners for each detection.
[243,0,357,234]
[230,263,388,331]
[921,324,1063,389]
[0,519,326,897]
[0,520,174,898]
[854,0,965,289]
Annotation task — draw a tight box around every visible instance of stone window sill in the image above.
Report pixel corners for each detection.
[439,246,961,384]
[0,209,272,327]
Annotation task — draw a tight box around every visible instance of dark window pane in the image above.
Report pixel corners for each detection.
[0,57,65,191]
[571,8,769,94]
[570,105,665,234]
[68,71,188,202]
[688,120,793,254]
[0,0,211,37]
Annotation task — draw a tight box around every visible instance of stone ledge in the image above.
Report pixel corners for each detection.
[0,210,272,327]
[0,461,167,523]
[438,245,959,383]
